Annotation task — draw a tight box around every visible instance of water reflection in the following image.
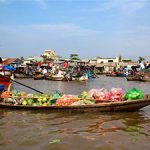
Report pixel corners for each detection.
[0,110,150,150]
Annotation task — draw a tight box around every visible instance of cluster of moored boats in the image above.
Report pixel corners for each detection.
[106,69,150,82]
[14,69,97,81]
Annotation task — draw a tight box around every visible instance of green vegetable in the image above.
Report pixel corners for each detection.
[78,91,88,98]
[11,90,18,96]
[124,88,144,101]
[26,99,34,105]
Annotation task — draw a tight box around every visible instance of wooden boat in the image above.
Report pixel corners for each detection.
[45,75,64,81]
[106,73,126,77]
[126,76,150,82]
[33,74,45,80]
[75,75,89,81]
[126,76,142,81]
[14,73,32,78]
[106,74,117,77]
[0,95,150,112]
[141,78,150,82]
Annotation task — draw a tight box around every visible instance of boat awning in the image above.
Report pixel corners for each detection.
[3,58,17,65]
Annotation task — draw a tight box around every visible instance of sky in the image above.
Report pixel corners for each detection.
[0,0,150,60]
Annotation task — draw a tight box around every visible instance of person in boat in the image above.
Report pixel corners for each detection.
[139,61,145,71]
[62,61,68,70]
[51,64,57,74]
[145,61,149,69]
[42,67,48,75]
[65,69,73,81]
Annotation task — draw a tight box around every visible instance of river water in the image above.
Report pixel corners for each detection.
[0,75,150,150]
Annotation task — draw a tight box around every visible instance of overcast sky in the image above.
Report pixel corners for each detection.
[0,0,150,60]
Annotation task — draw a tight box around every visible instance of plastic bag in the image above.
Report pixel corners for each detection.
[3,65,16,71]
[124,88,144,100]
[87,88,111,100]
[110,88,123,101]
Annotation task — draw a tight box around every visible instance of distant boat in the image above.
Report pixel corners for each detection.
[45,74,65,81]
[106,72,127,77]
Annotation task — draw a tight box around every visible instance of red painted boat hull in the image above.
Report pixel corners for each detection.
[0,76,11,87]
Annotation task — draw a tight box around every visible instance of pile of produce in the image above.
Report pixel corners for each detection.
[2,90,63,106]
[1,91,11,98]
[123,88,144,100]
[56,95,78,106]
[87,88,123,102]
[0,87,146,106]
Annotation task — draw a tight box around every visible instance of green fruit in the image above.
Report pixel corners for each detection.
[79,91,87,98]
[42,97,47,102]
[32,103,38,106]
[27,99,34,105]
[22,100,27,106]
[37,98,42,102]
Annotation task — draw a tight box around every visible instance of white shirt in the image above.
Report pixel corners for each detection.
[140,63,145,69]
[42,68,47,74]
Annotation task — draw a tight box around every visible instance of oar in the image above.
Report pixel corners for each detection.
[0,74,44,94]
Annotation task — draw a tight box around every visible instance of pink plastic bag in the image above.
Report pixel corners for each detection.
[110,88,123,101]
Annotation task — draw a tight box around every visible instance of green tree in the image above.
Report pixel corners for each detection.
[118,55,122,62]
[20,56,24,63]
[69,54,80,60]
[97,56,101,59]
[139,56,145,62]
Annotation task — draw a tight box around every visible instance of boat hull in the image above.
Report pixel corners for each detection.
[0,96,150,112]
[34,75,45,80]
[126,76,142,81]
[14,73,31,78]
[0,76,11,87]
[45,75,64,81]
[106,74,126,77]
[0,70,13,87]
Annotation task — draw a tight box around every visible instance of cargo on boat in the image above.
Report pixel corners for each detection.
[0,86,149,112]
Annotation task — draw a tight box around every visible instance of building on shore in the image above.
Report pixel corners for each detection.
[90,57,135,74]
[41,49,60,62]
[22,56,43,66]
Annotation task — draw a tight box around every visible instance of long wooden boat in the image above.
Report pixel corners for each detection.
[0,95,150,112]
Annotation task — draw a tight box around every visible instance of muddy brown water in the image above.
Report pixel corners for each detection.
[0,75,150,150]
